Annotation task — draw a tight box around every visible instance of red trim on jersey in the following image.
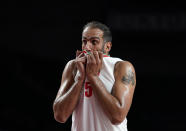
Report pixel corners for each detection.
[103,55,110,57]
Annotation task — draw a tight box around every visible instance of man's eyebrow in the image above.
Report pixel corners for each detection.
[82,36,100,40]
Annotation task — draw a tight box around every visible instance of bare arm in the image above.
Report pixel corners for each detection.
[86,51,136,125]
[53,51,86,123]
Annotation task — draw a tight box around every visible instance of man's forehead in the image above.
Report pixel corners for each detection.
[82,27,103,39]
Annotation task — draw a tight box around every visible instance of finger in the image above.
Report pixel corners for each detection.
[98,51,103,65]
[77,52,85,58]
[76,50,81,57]
[98,51,103,59]
[77,56,86,64]
[93,51,99,64]
[89,51,96,64]
[86,55,90,65]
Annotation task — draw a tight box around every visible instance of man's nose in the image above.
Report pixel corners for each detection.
[84,42,92,51]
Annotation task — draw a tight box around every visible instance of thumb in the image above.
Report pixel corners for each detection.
[76,50,81,57]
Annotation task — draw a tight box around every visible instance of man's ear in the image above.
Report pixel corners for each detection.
[105,42,112,53]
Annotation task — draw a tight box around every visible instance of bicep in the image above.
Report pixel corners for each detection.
[112,61,136,111]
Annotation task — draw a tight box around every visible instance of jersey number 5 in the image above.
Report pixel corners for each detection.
[85,82,92,97]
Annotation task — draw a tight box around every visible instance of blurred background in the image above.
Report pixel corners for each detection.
[1,0,186,131]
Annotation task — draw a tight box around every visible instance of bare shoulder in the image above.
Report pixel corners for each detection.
[115,61,135,73]
[114,61,136,86]
[62,59,77,79]
[65,59,76,69]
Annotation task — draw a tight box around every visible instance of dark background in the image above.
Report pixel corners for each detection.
[1,0,186,131]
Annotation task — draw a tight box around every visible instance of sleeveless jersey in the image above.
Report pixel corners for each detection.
[71,56,128,131]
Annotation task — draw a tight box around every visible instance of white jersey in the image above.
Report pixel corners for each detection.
[71,56,128,131]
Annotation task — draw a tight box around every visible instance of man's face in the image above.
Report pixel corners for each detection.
[82,27,105,52]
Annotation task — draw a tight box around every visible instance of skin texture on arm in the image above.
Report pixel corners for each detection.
[86,51,136,125]
[111,61,136,124]
[53,51,86,123]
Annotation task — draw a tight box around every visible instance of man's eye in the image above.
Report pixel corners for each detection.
[82,40,87,44]
[92,40,98,45]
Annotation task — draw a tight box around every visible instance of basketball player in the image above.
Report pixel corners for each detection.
[53,21,136,131]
